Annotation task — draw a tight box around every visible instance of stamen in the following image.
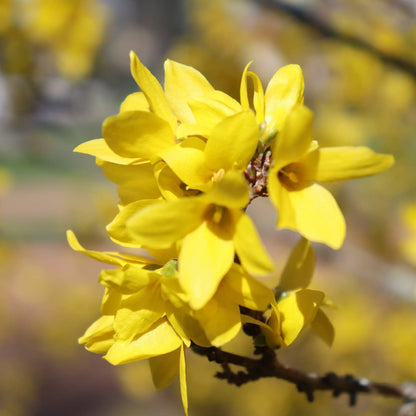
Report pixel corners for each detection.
[212,168,225,183]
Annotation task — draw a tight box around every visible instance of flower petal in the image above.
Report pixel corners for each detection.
[279,237,315,291]
[153,161,191,201]
[164,59,214,124]
[149,348,180,390]
[120,91,149,113]
[78,315,115,354]
[201,170,249,209]
[114,285,166,342]
[270,181,346,249]
[129,51,177,132]
[179,221,234,309]
[265,64,304,135]
[315,146,394,182]
[107,199,162,247]
[97,160,161,204]
[240,62,265,124]
[233,212,274,275]
[161,140,213,191]
[194,291,241,346]
[67,230,125,266]
[271,105,313,170]
[179,344,188,416]
[125,199,205,248]
[103,111,174,161]
[186,93,239,136]
[74,138,142,164]
[98,264,157,293]
[101,288,122,315]
[222,264,274,311]
[204,111,259,172]
[278,289,324,346]
[310,308,335,347]
[104,318,182,365]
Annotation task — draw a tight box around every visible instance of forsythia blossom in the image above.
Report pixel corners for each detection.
[70,51,394,414]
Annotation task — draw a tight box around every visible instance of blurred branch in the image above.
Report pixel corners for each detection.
[192,344,416,413]
[253,0,416,79]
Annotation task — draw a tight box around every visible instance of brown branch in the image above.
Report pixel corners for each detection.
[252,0,416,79]
[191,344,416,408]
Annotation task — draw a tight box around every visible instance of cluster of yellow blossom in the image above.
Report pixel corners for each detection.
[69,51,393,414]
[0,0,107,80]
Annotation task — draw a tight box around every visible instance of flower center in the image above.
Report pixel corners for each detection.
[204,204,228,225]
[278,163,304,190]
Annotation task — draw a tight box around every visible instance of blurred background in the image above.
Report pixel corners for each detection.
[0,0,415,415]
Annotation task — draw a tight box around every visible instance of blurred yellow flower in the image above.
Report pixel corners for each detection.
[400,202,416,267]
[0,0,107,80]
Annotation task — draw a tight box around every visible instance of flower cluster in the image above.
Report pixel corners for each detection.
[70,51,393,414]
[0,0,107,80]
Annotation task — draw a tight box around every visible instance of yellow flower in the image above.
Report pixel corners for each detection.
[108,171,274,309]
[243,237,334,348]
[74,52,224,204]
[240,61,305,144]
[400,201,416,267]
[161,111,259,192]
[268,105,394,249]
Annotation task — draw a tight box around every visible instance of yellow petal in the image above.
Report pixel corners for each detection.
[194,291,241,346]
[223,264,274,311]
[98,160,161,204]
[101,288,122,315]
[103,111,174,161]
[129,51,177,132]
[167,309,210,347]
[204,111,259,172]
[120,91,149,112]
[153,161,190,201]
[264,64,304,135]
[310,308,335,347]
[78,315,115,354]
[164,59,214,124]
[161,141,213,191]
[187,93,239,136]
[271,105,313,170]
[67,230,125,266]
[126,199,205,248]
[74,138,142,164]
[240,62,265,124]
[270,182,346,249]
[279,237,315,291]
[149,348,180,390]
[179,344,188,416]
[104,318,182,365]
[98,263,157,293]
[107,199,161,247]
[114,286,166,343]
[315,147,394,182]
[201,170,249,209]
[278,289,324,346]
[179,221,234,309]
[233,212,274,275]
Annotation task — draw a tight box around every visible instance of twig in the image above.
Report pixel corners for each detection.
[253,0,416,78]
[191,344,416,407]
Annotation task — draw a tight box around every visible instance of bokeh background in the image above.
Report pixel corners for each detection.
[1,0,416,415]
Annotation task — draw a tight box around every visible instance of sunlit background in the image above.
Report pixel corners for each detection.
[1,0,416,415]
